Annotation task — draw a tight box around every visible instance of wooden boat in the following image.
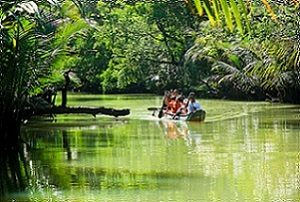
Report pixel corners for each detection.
[163,109,206,122]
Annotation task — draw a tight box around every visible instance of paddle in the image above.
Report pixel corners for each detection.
[147,105,164,118]
[157,97,166,118]
[154,92,169,118]
[149,91,169,118]
[147,107,160,111]
[147,107,161,116]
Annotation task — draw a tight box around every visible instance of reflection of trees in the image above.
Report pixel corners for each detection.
[35,114,298,201]
[2,106,299,201]
[0,147,28,197]
[63,130,72,161]
[17,121,182,195]
[17,122,133,191]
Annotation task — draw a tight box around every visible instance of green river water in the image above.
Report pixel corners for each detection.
[2,94,300,201]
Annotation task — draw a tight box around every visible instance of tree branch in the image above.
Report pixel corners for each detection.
[155,21,184,44]
[144,57,179,66]
[156,21,177,64]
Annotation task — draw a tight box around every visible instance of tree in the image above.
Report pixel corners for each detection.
[0,0,89,150]
[94,1,199,93]
[187,0,300,102]
[1,1,47,149]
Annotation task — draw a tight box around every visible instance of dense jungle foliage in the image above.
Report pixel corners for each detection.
[0,0,300,149]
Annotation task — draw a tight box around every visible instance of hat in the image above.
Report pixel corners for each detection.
[188,92,195,98]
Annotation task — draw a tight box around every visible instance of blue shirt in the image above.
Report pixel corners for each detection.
[188,101,201,114]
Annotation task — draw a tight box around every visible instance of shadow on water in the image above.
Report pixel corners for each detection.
[0,146,29,199]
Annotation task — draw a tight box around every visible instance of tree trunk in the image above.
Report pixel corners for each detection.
[0,111,21,151]
[61,89,67,107]
[61,70,71,107]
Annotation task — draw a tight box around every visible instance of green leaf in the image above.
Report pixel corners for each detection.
[13,38,17,48]
[211,0,221,25]
[229,0,243,34]
[194,0,204,16]
[203,1,217,26]
[220,0,233,32]
[238,0,250,34]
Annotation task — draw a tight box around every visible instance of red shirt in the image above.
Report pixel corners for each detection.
[168,100,181,113]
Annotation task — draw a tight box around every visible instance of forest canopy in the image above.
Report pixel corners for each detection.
[36,0,300,102]
[2,0,299,101]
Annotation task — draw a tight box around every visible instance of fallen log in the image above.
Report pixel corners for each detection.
[24,96,130,119]
[28,106,130,118]
[52,106,130,117]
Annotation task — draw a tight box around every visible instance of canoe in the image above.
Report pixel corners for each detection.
[163,109,206,122]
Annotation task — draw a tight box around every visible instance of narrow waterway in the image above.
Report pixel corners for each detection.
[2,94,300,201]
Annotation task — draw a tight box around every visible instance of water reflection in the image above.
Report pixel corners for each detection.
[1,95,300,201]
[62,130,72,160]
[0,149,28,196]
[160,121,188,140]
[160,121,202,148]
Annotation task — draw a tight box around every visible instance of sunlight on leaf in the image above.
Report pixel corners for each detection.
[18,1,39,15]
[193,0,204,16]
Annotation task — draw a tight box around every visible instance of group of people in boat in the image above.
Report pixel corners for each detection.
[161,89,202,117]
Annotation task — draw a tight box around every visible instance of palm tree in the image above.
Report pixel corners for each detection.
[0,0,89,150]
[0,1,43,149]
[192,0,299,34]
[188,0,300,102]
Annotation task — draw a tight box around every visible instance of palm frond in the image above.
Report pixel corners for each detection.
[193,0,299,34]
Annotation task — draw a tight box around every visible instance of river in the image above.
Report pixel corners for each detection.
[2,94,300,201]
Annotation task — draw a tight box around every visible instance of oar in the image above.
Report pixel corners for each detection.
[147,107,160,116]
[147,107,160,111]
[147,105,164,118]
[158,104,165,118]
[149,92,168,118]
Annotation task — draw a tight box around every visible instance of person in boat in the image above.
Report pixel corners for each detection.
[187,92,202,114]
[173,95,188,117]
[155,90,171,118]
[167,95,180,113]
[170,89,179,98]
[162,90,171,108]
[164,89,178,113]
